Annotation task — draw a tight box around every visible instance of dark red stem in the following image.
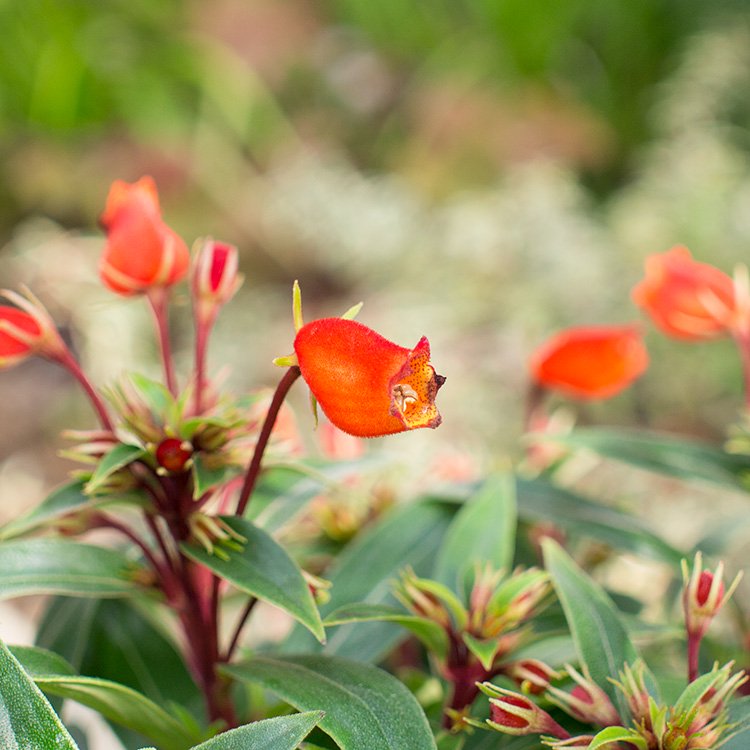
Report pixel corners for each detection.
[57,350,114,431]
[234,366,301,517]
[147,288,178,396]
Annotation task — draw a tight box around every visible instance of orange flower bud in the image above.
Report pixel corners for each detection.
[294,318,444,437]
[529,324,648,400]
[0,306,43,369]
[100,176,190,295]
[632,246,735,340]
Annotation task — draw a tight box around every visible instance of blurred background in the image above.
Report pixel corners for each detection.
[2,0,750,519]
[3,0,750,743]
[2,0,750,588]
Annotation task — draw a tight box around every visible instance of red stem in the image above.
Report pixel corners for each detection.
[193,312,216,415]
[57,350,114,431]
[147,288,178,396]
[688,631,702,682]
[234,366,301,517]
[224,597,258,662]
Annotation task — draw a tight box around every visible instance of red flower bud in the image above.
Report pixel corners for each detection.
[632,246,735,340]
[100,176,190,295]
[0,306,43,369]
[479,683,571,738]
[155,438,193,473]
[682,552,741,638]
[294,318,444,437]
[192,239,243,318]
[529,324,648,400]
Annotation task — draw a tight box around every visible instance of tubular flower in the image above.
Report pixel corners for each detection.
[293,318,444,437]
[632,246,735,340]
[0,306,43,369]
[529,324,648,400]
[192,239,243,321]
[100,176,190,295]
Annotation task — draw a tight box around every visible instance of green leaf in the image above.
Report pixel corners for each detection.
[517,477,684,565]
[543,539,638,718]
[0,539,140,599]
[223,654,437,750]
[11,645,76,677]
[548,428,750,491]
[323,603,449,658]
[128,372,175,419]
[181,516,325,642]
[87,443,146,494]
[189,712,324,749]
[433,472,516,590]
[722,696,750,749]
[283,499,453,662]
[462,632,499,671]
[192,455,237,498]
[589,725,647,749]
[35,675,201,750]
[0,638,79,749]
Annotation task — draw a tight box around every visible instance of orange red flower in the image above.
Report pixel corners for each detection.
[0,306,43,369]
[530,324,648,400]
[632,246,735,340]
[293,318,444,437]
[99,176,190,295]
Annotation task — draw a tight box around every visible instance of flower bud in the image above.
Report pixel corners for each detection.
[100,176,190,295]
[155,438,193,474]
[529,324,648,400]
[632,245,735,340]
[505,658,560,695]
[192,239,243,321]
[543,737,595,749]
[546,664,621,727]
[479,682,570,738]
[0,306,43,369]
[294,318,444,437]
[682,552,742,638]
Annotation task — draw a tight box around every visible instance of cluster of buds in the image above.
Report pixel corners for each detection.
[480,659,748,749]
[394,564,551,725]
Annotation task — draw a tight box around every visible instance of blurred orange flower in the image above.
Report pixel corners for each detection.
[0,306,43,369]
[632,245,735,340]
[530,324,648,400]
[99,176,190,295]
[294,318,444,437]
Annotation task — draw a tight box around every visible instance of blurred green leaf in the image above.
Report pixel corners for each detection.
[11,645,76,678]
[323,603,448,658]
[223,654,437,750]
[462,632,499,671]
[86,443,146,495]
[543,539,638,717]
[547,428,750,491]
[589,726,646,749]
[722,696,750,749]
[283,499,453,661]
[35,675,201,750]
[433,472,516,590]
[188,712,324,749]
[0,538,140,599]
[192,455,237,498]
[0,638,79,749]
[182,516,325,642]
[517,476,684,564]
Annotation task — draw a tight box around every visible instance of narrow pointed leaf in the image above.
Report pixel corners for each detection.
[0,638,79,749]
[548,428,750,491]
[87,443,146,494]
[223,654,437,750]
[0,539,140,599]
[11,645,76,677]
[192,455,237,498]
[181,516,325,642]
[589,726,647,749]
[462,632,499,671]
[189,712,324,749]
[434,472,516,589]
[323,603,449,658]
[34,676,201,750]
[543,539,638,717]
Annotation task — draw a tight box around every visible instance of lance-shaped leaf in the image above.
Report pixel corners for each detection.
[547,428,750,491]
[34,675,201,750]
[323,603,449,659]
[86,443,146,494]
[433,472,516,590]
[0,538,140,599]
[181,516,325,642]
[223,654,437,750]
[0,638,79,749]
[11,645,77,678]
[543,539,638,718]
[188,712,324,749]
[589,726,647,749]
